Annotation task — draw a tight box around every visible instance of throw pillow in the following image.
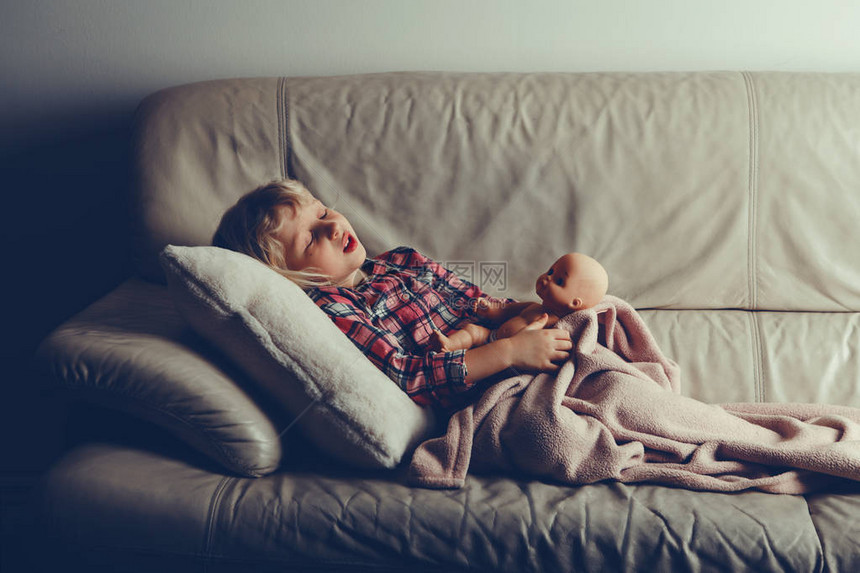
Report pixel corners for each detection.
[159,245,436,469]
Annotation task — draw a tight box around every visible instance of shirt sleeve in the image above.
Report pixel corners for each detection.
[402,247,517,319]
[317,298,474,408]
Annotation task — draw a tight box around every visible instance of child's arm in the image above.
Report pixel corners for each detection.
[314,296,566,408]
[463,313,571,383]
[312,286,570,408]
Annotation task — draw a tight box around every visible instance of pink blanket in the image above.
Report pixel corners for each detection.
[409,296,860,493]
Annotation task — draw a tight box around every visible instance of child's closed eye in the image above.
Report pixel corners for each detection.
[306,208,329,249]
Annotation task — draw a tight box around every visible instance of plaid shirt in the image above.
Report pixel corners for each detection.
[308,246,511,408]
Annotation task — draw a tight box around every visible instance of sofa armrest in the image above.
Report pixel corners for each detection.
[36,278,285,477]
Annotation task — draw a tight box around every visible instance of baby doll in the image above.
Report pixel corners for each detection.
[429,253,608,352]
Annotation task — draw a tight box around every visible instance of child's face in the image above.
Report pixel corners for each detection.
[272,198,367,286]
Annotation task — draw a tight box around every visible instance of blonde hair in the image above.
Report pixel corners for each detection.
[212,178,335,289]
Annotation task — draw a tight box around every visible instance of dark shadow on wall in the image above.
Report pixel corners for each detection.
[0,120,135,472]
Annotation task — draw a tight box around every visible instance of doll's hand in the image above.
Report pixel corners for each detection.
[428,330,454,352]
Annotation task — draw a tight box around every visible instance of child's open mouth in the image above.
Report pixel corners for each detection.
[343,233,358,253]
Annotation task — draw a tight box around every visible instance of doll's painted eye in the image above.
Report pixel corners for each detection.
[547,268,554,276]
[556,278,564,286]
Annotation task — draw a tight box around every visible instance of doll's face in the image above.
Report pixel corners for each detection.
[535,253,608,315]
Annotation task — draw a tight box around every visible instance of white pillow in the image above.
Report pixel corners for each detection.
[160,245,436,469]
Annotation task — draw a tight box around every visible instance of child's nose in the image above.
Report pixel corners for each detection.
[324,220,341,239]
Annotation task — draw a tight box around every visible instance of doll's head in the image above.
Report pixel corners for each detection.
[535,253,609,316]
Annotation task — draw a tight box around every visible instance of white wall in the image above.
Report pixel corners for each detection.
[3,0,860,150]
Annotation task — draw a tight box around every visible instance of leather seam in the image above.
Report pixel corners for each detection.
[804,497,827,573]
[277,77,287,179]
[747,311,764,403]
[203,475,235,571]
[743,72,765,404]
[742,71,760,310]
[57,544,408,569]
[281,77,296,179]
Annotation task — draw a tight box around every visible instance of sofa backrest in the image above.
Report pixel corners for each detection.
[132,72,860,311]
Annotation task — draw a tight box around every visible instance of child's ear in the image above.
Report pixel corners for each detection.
[570,297,583,310]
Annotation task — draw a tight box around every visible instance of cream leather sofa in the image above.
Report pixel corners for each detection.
[35,72,860,572]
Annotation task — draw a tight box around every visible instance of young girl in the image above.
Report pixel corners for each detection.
[213,178,572,409]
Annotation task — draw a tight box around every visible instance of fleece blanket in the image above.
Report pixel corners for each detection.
[409,296,860,493]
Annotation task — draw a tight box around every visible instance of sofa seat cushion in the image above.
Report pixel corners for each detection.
[36,441,860,573]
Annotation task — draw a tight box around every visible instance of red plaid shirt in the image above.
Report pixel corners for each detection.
[307,247,512,408]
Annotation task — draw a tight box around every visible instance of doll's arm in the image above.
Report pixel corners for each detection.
[490,304,560,341]
[494,314,536,340]
[429,323,492,352]
[472,298,534,325]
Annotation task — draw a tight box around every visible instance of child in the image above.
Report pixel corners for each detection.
[213,178,572,409]
[429,253,608,352]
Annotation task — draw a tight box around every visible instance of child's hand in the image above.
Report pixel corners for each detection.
[507,313,572,372]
